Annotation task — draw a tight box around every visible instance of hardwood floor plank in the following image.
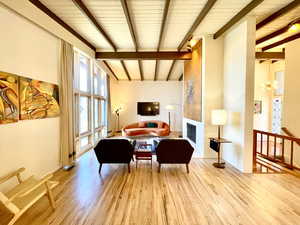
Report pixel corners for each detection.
[1,151,300,225]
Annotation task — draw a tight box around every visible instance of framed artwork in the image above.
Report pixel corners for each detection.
[254,100,262,114]
[19,77,60,120]
[0,71,19,124]
[183,40,202,122]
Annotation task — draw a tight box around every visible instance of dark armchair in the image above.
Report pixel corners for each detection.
[156,139,194,173]
[94,139,136,173]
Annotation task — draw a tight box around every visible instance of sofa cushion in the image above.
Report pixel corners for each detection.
[146,122,158,128]
[138,121,146,128]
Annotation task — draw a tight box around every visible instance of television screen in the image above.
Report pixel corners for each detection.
[137,102,160,116]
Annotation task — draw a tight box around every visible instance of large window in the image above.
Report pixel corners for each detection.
[74,50,108,156]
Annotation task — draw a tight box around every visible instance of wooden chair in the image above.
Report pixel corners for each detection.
[0,168,59,225]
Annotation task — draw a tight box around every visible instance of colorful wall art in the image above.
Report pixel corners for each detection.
[0,70,60,124]
[0,71,19,124]
[183,40,202,122]
[19,77,60,120]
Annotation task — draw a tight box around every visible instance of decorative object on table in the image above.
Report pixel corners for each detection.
[0,71,19,124]
[19,77,60,120]
[0,167,59,225]
[122,120,170,137]
[165,104,175,131]
[114,106,122,132]
[209,137,231,169]
[254,100,262,114]
[211,109,227,139]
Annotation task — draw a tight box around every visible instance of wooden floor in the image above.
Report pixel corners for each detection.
[1,151,300,225]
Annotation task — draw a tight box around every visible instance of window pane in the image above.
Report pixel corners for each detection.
[100,72,106,97]
[101,100,107,126]
[79,56,89,92]
[94,99,99,128]
[80,136,89,148]
[80,96,89,133]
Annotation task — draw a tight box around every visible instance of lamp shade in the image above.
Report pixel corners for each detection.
[211,110,227,125]
[166,105,175,110]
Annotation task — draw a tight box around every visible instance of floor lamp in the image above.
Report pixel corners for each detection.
[114,107,122,132]
[166,105,175,131]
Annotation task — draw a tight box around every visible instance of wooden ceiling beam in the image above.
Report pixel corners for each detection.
[28,0,95,51]
[157,0,171,51]
[102,61,119,81]
[213,0,264,39]
[120,0,138,50]
[256,0,300,30]
[255,52,285,59]
[167,0,217,82]
[95,51,192,60]
[256,26,288,45]
[71,0,117,51]
[178,74,183,81]
[155,0,171,81]
[120,60,132,81]
[262,33,300,51]
[138,60,144,81]
[120,0,140,81]
[178,0,218,50]
[166,61,176,81]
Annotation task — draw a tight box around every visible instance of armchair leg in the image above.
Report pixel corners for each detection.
[186,164,189,173]
[99,163,102,174]
[128,164,131,173]
[158,164,161,173]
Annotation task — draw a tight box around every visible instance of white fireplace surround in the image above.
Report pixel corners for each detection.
[182,117,204,157]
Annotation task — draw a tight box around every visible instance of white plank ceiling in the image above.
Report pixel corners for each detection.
[39,0,298,80]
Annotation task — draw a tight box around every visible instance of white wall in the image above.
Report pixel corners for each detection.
[202,35,224,158]
[282,38,300,166]
[254,61,271,131]
[222,18,255,173]
[0,5,60,187]
[110,81,183,132]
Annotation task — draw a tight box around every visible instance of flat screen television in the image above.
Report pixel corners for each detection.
[137,102,160,116]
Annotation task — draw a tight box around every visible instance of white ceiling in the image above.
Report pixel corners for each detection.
[39,0,298,80]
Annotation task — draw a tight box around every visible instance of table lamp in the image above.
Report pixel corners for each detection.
[211,109,227,139]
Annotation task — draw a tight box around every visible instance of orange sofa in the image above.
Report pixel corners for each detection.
[122,120,170,137]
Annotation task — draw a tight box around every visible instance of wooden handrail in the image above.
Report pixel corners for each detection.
[253,129,300,171]
[281,127,300,146]
[254,129,300,142]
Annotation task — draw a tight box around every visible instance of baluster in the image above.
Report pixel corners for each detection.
[290,141,294,169]
[281,138,285,163]
[253,130,258,169]
[267,135,269,157]
[274,136,277,160]
[260,133,263,154]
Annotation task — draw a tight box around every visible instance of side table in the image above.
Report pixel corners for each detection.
[209,138,231,169]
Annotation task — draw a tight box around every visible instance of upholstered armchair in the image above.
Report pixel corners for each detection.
[94,139,136,173]
[155,139,194,173]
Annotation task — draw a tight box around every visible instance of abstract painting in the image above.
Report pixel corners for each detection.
[183,39,202,122]
[0,71,19,124]
[19,77,60,120]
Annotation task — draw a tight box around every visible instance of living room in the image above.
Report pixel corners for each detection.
[1,0,300,225]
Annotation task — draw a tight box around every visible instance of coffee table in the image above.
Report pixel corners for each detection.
[135,143,153,168]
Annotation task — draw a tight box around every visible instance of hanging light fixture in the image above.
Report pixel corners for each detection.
[288,18,300,33]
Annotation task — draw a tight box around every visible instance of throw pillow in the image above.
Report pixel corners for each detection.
[147,122,158,128]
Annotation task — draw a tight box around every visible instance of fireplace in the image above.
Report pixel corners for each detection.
[187,123,196,143]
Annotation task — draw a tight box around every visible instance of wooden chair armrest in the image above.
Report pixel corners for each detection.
[0,167,25,185]
[7,174,54,203]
